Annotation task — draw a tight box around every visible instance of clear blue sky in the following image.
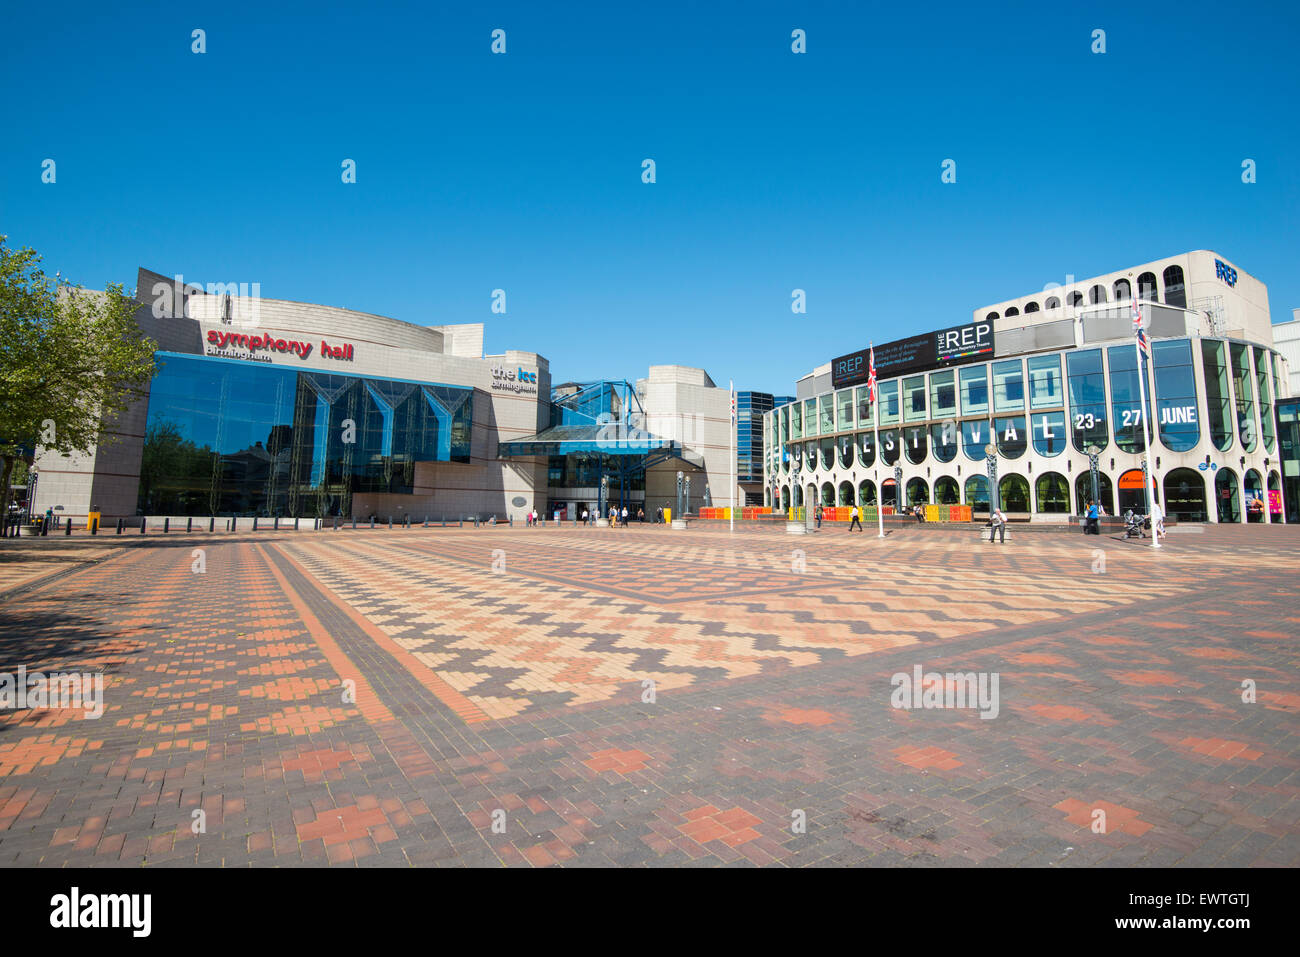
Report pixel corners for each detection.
[2,0,1296,394]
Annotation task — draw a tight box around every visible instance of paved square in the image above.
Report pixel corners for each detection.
[1,522,1297,867]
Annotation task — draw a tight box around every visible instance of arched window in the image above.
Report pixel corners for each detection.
[906,477,929,507]
[1163,468,1206,522]
[1004,306,1020,317]
[1215,468,1239,523]
[858,480,876,507]
[838,480,854,506]
[820,482,835,506]
[995,415,1028,458]
[1268,471,1282,520]
[964,474,990,511]
[934,476,960,505]
[1035,472,1070,513]
[1117,468,1153,514]
[1074,471,1114,516]
[1024,301,1040,313]
[1162,265,1187,308]
[999,474,1030,512]
[986,311,1000,322]
[1113,278,1131,301]
[962,419,991,461]
[1068,291,1084,308]
[880,429,900,465]
[838,434,853,469]
[1137,272,1158,302]
[819,437,835,471]
[904,425,928,464]
[930,422,958,463]
[857,431,875,467]
[1045,296,1061,310]
[1244,469,1264,521]
[1031,411,1067,456]
[1089,284,1108,304]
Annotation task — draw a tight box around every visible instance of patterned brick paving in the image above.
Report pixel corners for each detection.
[0,522,1297,867]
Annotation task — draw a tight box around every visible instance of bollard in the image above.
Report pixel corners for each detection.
[91,518,98,535]
[186,517,192,533]
[388,516,393,529]
[163,517,169,533]
[253,516,258,532]
[140,518,146,534]
[209,516,215,533]
[296,517,301,531]
[273,516,279,530]
[116,518,123,535]
[65,518,72,536]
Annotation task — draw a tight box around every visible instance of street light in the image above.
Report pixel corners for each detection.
[893,464,903,514]
[985,443,999,513]
[1086,444,1102,514]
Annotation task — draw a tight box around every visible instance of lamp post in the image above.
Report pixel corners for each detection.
[1086,445,1102,514]
[675,471,684,522]
[684,476,691,517]
[985,443,999,513]
[893,464,903,514]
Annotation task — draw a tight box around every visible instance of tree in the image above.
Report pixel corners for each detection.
[0,236,158,523]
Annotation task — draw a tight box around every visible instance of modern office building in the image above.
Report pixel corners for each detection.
[764,251,1291,523]
[32,268,552,522]
[736,392,796,505]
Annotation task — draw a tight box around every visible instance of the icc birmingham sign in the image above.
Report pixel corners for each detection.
[831,320,995,390]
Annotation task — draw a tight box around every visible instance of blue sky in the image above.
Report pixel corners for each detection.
[3,0,1297,394]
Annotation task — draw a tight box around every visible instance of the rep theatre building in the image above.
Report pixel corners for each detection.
[764,251,1291,524]
[32,268,552,523]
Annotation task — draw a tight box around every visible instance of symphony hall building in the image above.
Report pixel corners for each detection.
[32,268,552,523]
[764,251,1291,524]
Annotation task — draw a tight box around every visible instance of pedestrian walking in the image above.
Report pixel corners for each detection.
[815,504,822,529]
[1085,499,1099,535]
[987,506,1007,544]
[581,507,588,526]
[1150,499,1165,536]
[849,505,862,532]
[621,506,628,526]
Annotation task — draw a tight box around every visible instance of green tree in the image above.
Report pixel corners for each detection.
[0,236,157,522]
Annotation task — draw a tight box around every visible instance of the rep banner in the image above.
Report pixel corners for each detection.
[832,320,995,389]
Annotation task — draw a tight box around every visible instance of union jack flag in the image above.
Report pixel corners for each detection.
[1131,296,1150,357]
[868,344,877,403]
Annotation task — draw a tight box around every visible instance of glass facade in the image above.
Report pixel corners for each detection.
[1107,345,1152,454]
[139,352,473,518]
[1152,339,1200,452]
[764,336,1288,523]
[1201,340,1232,451]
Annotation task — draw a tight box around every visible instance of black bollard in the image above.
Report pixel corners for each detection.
[186,517,192,533]
[209,516,215,533]
[273,516,279,530]
[295,517,300,531]
[163,517,169,533]
[388,516,393,529]
[140,518,146,534]
[116,518,123,535]
[252,516,258,532]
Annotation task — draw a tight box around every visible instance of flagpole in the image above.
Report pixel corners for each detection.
[875,395,885,538]
[1133,315,1161,549]
[730,380,735,533]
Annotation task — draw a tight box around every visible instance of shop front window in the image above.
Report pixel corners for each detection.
[1152,339,1200,453]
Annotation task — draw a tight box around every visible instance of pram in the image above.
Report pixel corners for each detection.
[1123,509,1149,539]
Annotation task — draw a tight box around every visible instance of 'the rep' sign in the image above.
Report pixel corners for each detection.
[1215,259,1238,287]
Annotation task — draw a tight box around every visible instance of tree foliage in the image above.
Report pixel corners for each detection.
[0,235,157,518]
